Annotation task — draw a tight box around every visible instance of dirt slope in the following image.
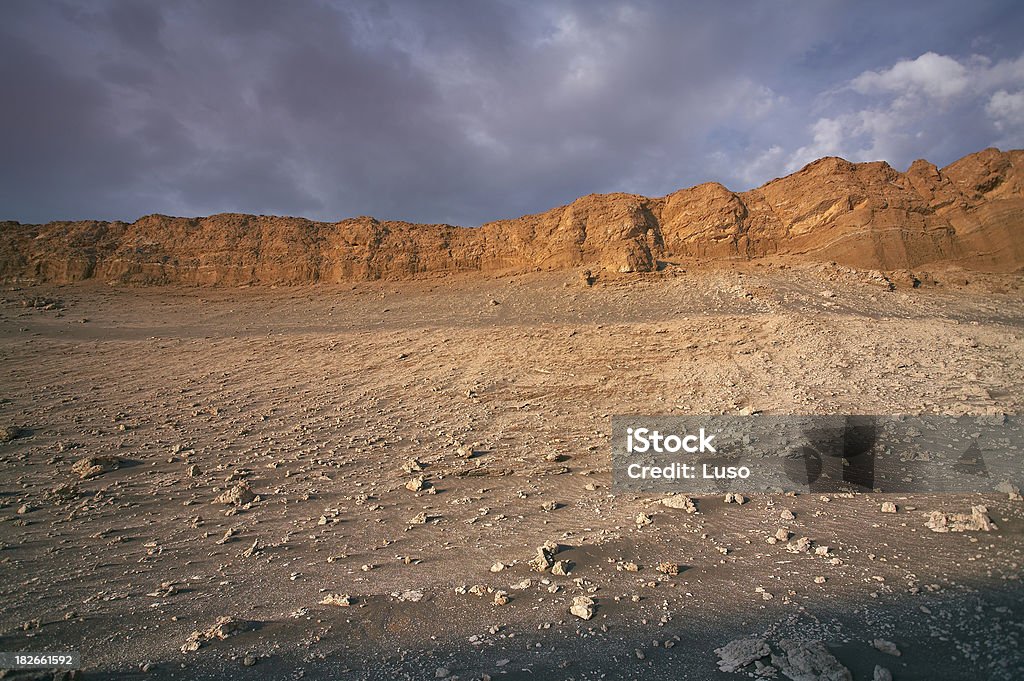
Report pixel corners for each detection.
[1,266,1022,679]
[1,148,1022,285]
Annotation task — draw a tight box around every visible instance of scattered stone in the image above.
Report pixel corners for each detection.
[994,480,1022,501]
[402,458,424,473]
[146,581,178,598]
[715,638,770,673]
[787,537,812,553]
[242,655,258,667]
[320,593,352,607]
[873,665,893,681]
[814,576,826,584]
[871,639,901,656]
[775,528,792,541]
[1,425,27,442]
[215,482,257,506]
[493,591,510,606]
[570,596,594,620]
[725,492,747,504]
[490,562,506,573]
[392,590,424,602]
[656,562,680,576]
[46,482,80,502]
[181,617,251,652]
[551,560,572,576]
[880,501,897,513]
[406,476,426,492]
[435,667,450,678]
[529,542,558,572]
[71,455,121,480]
[21,296,63,310]
[635,512,653,527]
[926,505,996,532]
[780,509,795,521]
[660,495,698,513]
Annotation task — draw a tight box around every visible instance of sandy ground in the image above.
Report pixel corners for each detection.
[1,261,1023,680]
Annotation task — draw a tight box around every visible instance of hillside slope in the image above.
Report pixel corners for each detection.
[1,147,1021,285]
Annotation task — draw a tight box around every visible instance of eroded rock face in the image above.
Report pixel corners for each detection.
[714,638,771,673]
[715,637,853,680]
[772,639,852,681]
[2,148,1021,285]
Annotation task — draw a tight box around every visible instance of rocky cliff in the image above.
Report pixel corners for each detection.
[2,148,1021,285]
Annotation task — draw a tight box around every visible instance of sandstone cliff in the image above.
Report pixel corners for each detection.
[1,148,1021,285]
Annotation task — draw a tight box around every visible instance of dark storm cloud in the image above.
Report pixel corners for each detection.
[1,0,1023,225]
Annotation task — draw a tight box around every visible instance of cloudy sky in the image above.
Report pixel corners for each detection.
[2,1,1023,226]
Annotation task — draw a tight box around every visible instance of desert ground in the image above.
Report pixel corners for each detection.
[1,260,1023,680]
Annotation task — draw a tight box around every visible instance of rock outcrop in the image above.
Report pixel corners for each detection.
[2,148,1021,285]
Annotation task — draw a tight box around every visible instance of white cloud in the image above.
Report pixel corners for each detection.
[973,54,1024,92]
[783,51,1024,174]
[738,82,785,120]
[787,117,846,171]
[737,144,785,186]
[986,89,1024,147]
[851,52,969,101]
[987,90,1024,129]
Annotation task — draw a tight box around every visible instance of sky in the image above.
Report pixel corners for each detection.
[1,1,1023,226]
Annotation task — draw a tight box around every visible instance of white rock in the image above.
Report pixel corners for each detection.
[570,595,594,620]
